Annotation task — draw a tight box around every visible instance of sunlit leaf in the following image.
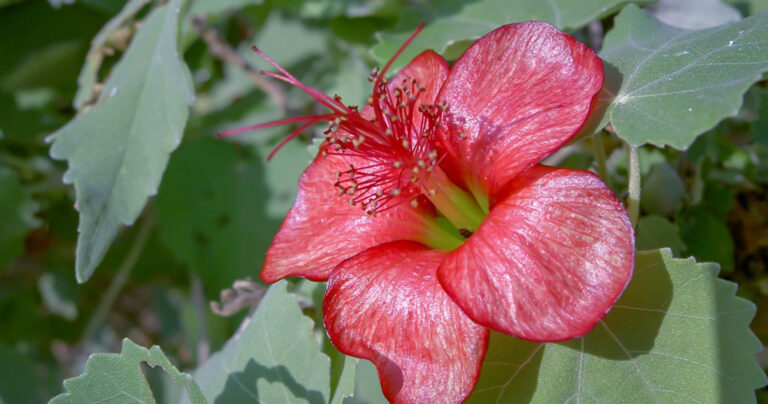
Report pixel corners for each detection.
[48,0,194,282]
[371,0,649,70]
[186,281,331,403]
[599,5,768,149]
[50,339,207,404]
[468,249,766,402]
[73,0,152,110]
[330,355,358,404]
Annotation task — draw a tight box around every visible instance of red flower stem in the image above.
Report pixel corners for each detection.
[422,167,485,232]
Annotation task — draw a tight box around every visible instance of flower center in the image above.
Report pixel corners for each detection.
[325,74,444,215]
[218,25,487,250]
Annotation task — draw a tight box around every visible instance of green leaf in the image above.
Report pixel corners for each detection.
[640,162,686,216]
[48,0,194,283]
[330,355,358,404]
[155,138,306,293]
[50,338,206,404]
[187,281,331,403]
[244,12,327,73]
[345,359,387,404]
[725,0,768,15]
[371,0,647,70]
[647,0,741,30]
[188,0,263,16]
[752,87,768,146]
[599,5,768,149]
[468,249,766,402]
[0,345,60,403]
[0,2,106,92]
[636,214,687,255]
[680,207,735,271]
[0,166,40,270]
[73,0,152,110]
[37,272,78,320]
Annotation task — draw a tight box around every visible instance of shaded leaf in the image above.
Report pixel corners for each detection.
[371,0,648,70]
[725,0,768,14]
[48,0,194,282]
[0,344,60,403]
[641,162,686,216]
[468,249,766,402]
[599,5,768,149]
[0,2,105,92]
[50,338,207,404]
[680,207,735,271]
[155,138,306,294]
[0,167,40,270]
[187,281,331,404]
[37,272,78,320]
[636,215,687,255]
[752,87,768,146]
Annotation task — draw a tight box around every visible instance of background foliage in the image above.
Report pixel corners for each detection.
[1,0,767,402]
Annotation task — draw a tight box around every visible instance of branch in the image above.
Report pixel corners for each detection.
[210,278,268,316]
[191,16,289,113]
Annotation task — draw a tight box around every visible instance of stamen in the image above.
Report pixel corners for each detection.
[219,22,448,216]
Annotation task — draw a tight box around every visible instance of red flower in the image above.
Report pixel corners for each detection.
[224,22,634,403]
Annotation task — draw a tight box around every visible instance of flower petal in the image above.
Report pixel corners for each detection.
[324,241,489,403]
[261,153,433,283]
[437,22,604,201]
[438,165,634,342]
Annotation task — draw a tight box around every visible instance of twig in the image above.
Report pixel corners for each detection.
[625,142,641,227]
[210,278,268,316]
[81,209,155,343]
[190,16,289,113]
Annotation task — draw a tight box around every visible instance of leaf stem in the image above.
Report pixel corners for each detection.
[625,142,641,227]
[81,210,155,343]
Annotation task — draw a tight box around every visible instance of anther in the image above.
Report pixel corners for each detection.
[393,161,403,168]
[459,229,474,239]
[390,188,401,196]
[410,199,419,208]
